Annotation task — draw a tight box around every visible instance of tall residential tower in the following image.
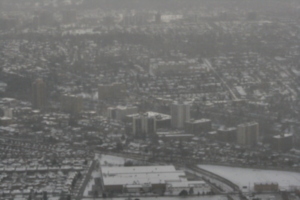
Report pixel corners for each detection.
[171,101,190,129]
[32,79,46,110]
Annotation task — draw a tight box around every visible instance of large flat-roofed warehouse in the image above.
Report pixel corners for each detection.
[101,165,211,195]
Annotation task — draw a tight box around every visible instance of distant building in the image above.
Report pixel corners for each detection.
[35,10,55,26]
[272,133,294,152]
[127,111,171,129]
[185,119,211,135]
[150,59,201,75]
[61,9,77,24]
[155,12,161,23]
[217,127,237,143]
[0,81,7,94]
[237,122,259,146]
[254,183,279,192]
[32,79,46,110]
[166,181,211,195]
[171,102,190,129]
[0,117,12,126]
[98,83,125,101]
[107,106,138,121]
[3,107,13,118]
[132,113,156,137]
[157,131,194,142]
[121,12,151,26]
[0,0,2,13]
[61,94,83,114]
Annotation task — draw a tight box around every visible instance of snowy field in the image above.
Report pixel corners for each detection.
[97,154,128,166]
[198,165,300,191]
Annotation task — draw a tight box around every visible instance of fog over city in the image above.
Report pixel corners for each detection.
[1,0,300,200]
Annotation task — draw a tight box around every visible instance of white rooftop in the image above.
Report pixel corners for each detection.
[101,165,187,186]
[103,171,186,186]
[102,165,176,175]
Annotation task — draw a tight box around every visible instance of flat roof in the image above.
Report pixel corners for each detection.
[188,119,211,124]
[127,112,171,120]
[102,165,177,175]
[101,165,188,187]
[158,134,194,138]
[103,171,187,186]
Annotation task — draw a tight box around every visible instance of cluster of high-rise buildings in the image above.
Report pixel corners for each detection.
[30,78,294,151]
[31,79,82,114]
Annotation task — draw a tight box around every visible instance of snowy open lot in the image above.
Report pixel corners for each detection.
[97,154,128,166]
[198,165,300,191]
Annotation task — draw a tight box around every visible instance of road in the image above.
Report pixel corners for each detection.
[203,59,238,100]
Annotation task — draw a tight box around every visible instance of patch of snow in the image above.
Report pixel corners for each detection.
[198,165,300,191]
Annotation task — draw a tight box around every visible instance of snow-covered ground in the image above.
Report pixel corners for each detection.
[97,154,128,166]
[198,165,300,191]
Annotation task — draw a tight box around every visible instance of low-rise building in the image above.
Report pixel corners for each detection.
[61,94,83,114]
[185,119,211,135]
[272,133,293,152]
[100,165,210,195]
[254,183,279,192]
[107,106,138,121]
[217,127,237,143]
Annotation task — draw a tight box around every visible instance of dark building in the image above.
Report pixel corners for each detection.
[132,113,156,137]
[98,83,125,101]
[0,0,3,13]
[155,12,161,23]
[126,111,170,129]
[185,119,211,135]
[61,9,77,24]
[61,94,83,115]
[272,133,294,152]
[155,114,171,129]
[254,183,279,192]
[217,127,237,143]
[237,122,259,146]
[36,10,56,26]
[32,79,46,110]
[0,117,13,126]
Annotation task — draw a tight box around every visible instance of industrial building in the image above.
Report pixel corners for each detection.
[100,165,211,195]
